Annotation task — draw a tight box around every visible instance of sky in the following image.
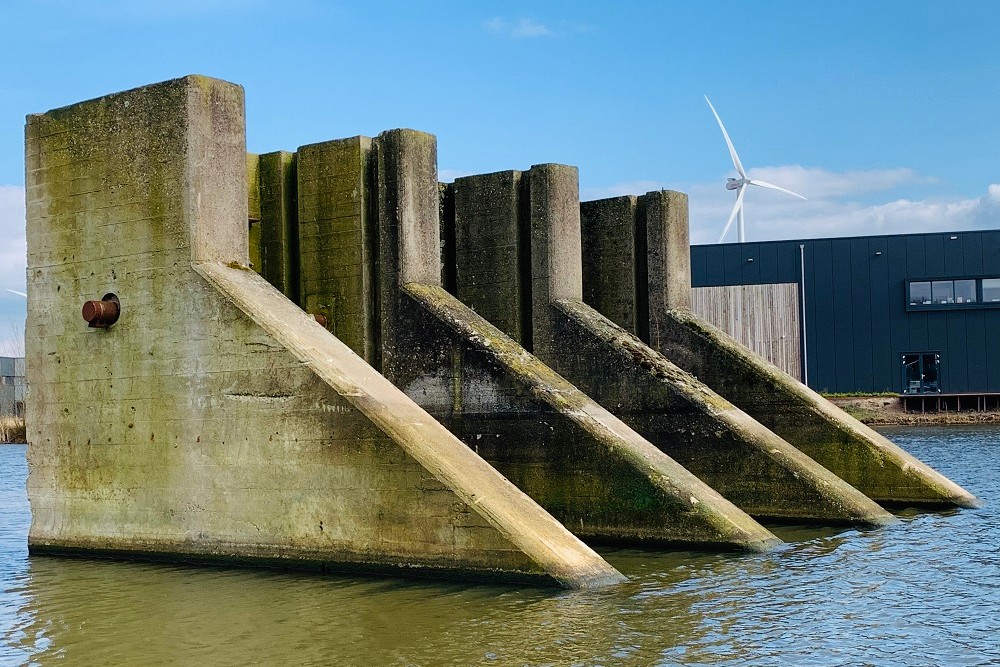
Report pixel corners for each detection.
[1,1,998,353]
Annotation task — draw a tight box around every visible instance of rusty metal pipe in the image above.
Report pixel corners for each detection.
[82,294,120,329]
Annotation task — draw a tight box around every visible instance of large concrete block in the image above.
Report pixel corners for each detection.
[258,151,298,300]
[25,76,623,588]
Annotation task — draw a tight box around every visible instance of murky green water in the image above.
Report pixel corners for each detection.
[1,426,997,666]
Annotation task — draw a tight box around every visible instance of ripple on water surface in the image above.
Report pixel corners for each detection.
[1,426,998,666]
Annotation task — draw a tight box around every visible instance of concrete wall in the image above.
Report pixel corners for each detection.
[24,75,625,589]
[579,194,978,509]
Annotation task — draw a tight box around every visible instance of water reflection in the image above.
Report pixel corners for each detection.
[2,426,998,666]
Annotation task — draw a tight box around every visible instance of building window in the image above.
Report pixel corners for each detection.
[955,279,977,304]
[984,278,1000,303]
[902,352,941,394]
[931,280,954,304]
[909,281,932,306]
[907,277,1000,310]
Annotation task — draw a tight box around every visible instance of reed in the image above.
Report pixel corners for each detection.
[0,415,25,444]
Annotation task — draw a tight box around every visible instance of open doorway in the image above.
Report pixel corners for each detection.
[902,352,941,394]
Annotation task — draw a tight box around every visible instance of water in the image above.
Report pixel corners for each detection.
[1,426,997,666]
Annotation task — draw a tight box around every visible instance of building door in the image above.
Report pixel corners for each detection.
[902,353,941,394]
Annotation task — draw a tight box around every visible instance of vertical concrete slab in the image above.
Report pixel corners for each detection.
[258,151,299,301]
[296,138,376,361]
[25,76,624,588]
[581,196,640,334]
[247,153,262,274]
[644,190,691,318]
[453,171,528,345]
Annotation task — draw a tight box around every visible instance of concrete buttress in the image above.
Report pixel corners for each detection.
[450,168,894,525]
[580,192,979,510]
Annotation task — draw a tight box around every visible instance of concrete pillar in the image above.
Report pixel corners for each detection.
[527,164,582,358]
[580,195,640,334]
[296,137,375,361]
[247,153,262,274]
[258,151,299,301]
[453,170,527,345]
[643,190,691,333]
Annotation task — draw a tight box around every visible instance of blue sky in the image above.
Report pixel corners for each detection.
[1,1,998,351]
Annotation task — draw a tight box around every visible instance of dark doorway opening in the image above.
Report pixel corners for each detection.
[902,352,941,394]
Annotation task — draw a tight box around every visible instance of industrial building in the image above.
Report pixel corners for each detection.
[0,356,25,417]
[691,229,1000,398]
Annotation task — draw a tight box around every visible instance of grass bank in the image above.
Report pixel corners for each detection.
[824,394,1000,426]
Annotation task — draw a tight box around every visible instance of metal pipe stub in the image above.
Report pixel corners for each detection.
[82,293,120,329]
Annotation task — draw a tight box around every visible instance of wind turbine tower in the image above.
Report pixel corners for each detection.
[705,96,807,243]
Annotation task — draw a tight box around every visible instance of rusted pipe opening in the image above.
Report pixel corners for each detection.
[83,293,120,329]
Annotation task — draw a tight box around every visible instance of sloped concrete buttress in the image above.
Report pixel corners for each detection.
[582,191,979,510]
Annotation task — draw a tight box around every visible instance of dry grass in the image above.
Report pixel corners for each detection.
[0,415,25,444]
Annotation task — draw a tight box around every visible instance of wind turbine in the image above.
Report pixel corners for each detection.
[4,289,26,298]
[705,96,806,243]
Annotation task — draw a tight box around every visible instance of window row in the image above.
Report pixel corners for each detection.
[907,277,1000,308]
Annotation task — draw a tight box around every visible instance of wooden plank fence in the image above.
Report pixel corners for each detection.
[691,283,801,380]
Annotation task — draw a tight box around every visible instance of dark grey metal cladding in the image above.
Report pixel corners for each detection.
[691,230,1000,393]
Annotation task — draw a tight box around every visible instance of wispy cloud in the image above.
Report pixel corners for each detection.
[583,168,1000,245]
[484,17,592,39]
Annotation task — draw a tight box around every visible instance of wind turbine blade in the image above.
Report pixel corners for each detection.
[748,179,807,200]
[704,96,746,178]
[717,186,747,243]
[5,289,26,298]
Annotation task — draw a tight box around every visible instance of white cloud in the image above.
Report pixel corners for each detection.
[583,168,1000,245]
[484,17,591,39]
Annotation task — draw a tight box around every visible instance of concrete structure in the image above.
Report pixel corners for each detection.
[25,76,624,588]
[448,174,891,524]
[0,356,25,417]
[580,195,979,509]
[25,76,976,590]
[283,131,779,551]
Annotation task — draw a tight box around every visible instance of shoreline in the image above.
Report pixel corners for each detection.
[825,396,1000,426]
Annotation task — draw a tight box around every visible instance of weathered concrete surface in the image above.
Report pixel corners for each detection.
[258,151,299,300]
[367,131,780,551]
[655,310,981,509]
[247,153,262,274]
[297,137,376,362]
[455,170,893,525]
[582,192,979,510]
[24,75,627,588]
